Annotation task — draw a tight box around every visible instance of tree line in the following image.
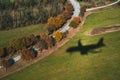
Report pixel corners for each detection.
[0,0,67,30]
[0,1,86,70]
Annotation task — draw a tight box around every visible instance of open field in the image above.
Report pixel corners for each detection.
[0,24,46,48]
[1,8,120,80]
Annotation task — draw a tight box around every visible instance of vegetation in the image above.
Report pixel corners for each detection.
[0,0,72,60]
[10,34,37,51]
[0,0,66,30]
[0,24,46,48]
[0,48,4,57]
[80,6,86,17]
[1,8,120,80]
[46,2,73,34]
[0,58,14,70]
[54,30,64,42]
[40,33,54,48]
[70,17,81,28]
[21,48,35,61]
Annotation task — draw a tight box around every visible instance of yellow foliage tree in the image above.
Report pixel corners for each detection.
[55,14,65,28]
[47,15,65,30]
[54,30,63,42]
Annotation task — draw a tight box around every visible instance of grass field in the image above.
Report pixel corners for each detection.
[1,8,120,80]
[0,24,46,48]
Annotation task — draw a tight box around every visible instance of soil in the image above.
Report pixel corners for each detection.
[88,24,120,36]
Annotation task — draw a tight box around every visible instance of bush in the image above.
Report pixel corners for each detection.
[70,17,81,28]
[21,48,35,61]
[70,21,78,28]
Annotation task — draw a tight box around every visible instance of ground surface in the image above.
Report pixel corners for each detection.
[1,8,120,80]
[0,24,46,48]
[87,24,120,36]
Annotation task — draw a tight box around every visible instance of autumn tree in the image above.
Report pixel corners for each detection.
[62,10,72,20]
[10,38,26,51]
[55,14,65,28]
[54,30,64,42]
[25,34,37,47]
[46,14,65,34]
[66,2,74,13]
[40,33,54,48]
[46,24,56,34]
[10,34,37,51]
[21,48,35,61]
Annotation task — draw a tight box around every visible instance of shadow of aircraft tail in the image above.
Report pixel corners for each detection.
[67,37,106,55]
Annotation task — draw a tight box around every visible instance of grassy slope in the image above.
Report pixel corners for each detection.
[1,8,120,80]
[0,24,46,48]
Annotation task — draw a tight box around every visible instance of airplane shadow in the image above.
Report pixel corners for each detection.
[66,37,106,55]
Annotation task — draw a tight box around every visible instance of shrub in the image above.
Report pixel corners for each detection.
[70,17,81,28]
[70,21,78,28]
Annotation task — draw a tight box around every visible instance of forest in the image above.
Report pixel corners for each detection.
[0,0,67,30]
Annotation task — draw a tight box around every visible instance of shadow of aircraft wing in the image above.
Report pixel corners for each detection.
[66,46,80,54]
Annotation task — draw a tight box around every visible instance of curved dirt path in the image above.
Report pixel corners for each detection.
[86,0,120,11]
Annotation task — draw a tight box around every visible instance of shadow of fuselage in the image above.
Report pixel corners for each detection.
[67,38,105,55]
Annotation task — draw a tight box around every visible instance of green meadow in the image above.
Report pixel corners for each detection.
[1,8,120,80]
[0,24,46,48]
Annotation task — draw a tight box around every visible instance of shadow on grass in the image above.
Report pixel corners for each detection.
[66,37,106,55]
